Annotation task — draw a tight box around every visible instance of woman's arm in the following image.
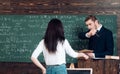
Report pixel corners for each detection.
[31,40,46,74]
[31,57,46,74]
[64,39,89,59]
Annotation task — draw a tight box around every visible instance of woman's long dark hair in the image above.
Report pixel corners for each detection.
[44,18,65,53]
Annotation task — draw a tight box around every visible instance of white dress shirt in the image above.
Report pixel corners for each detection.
[97,24,102,31]
[31,39,78,65]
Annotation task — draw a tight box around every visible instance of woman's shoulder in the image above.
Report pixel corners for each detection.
[63,39,69,44]
[41,39,44,41]
[38,39,44,44]
[64,39,68,42]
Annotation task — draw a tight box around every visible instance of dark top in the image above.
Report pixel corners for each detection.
[78,26,114,58]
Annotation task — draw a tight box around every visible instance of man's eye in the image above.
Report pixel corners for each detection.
[89,24,91,25]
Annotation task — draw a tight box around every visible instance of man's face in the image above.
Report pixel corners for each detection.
[85,19,96,30]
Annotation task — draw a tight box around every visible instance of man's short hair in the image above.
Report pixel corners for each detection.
[85,15,97,22]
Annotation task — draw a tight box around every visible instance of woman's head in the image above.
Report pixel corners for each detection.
[44,18,65,53]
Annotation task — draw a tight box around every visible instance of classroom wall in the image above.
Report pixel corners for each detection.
[0,0,120,74]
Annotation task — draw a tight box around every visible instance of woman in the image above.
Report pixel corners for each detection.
[31,18,89,74]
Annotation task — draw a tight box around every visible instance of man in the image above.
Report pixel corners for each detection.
[78,15,114,58]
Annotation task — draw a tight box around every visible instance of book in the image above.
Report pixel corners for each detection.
[105,55,120,60]
[79,49,93,53]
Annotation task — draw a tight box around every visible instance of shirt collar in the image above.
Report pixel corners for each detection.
[97,24,102,31]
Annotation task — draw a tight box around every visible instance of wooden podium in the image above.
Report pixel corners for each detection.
[78,59,119,74]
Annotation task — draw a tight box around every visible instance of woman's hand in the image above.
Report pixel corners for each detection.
[86,53,95,58]
[78,53,89,60]
[42,67,46,74]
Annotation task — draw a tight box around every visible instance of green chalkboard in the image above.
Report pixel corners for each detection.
[0,15,117,63]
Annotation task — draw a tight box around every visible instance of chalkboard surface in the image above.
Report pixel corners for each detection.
[0,15,117,62]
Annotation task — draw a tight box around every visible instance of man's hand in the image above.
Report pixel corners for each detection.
[86,29,97,37]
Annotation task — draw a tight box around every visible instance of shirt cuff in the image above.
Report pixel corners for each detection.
[93,53,95,58]
[85,33,90,38]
